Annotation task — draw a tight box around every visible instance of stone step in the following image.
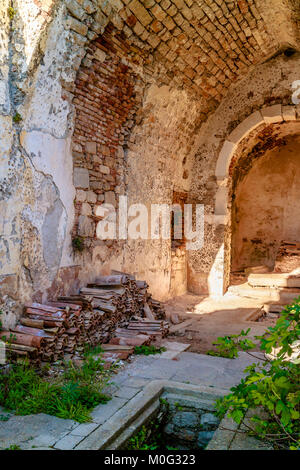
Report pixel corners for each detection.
[264,304,285,314]
[248,273,300,288]
[228,282,300,303]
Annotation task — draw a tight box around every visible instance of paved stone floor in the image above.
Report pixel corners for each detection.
[0,345,262,450]
[165,292,274,353]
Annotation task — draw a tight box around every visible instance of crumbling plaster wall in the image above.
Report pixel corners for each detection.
[231,133,300,271]
[0,0,202,327]
[123,83,201,299]
[70,30,202,301]
[189,52,300,296]
[1,0,300,327]
[0,1,75,327]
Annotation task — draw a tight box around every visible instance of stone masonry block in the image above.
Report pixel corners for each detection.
[78,215,95,237]
[215,140,236,181]
[128,0,153,26]
[261,104,283,124]
[86,191,97,203]
[66,0,87,21]
[81,202,92,216]
[66,16,88,36]
[85,141,97,154]
[81,0,97,14]
[94,48,106,62]
[105,191,116,207]
[282,105,296,121]
[76,189,87,202]
[228,111,263,144]
[73,167,89,188]
[100,165,110,175]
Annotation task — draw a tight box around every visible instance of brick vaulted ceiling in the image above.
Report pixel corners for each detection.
[70,0,300,113]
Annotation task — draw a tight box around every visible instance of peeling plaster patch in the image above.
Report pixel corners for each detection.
[0,116,13,188]
[42,198,64,270]
[15,0,47,69]
[22,7,75,138]
[20,171,67,294]
[20,130,75,267]
[0,0,10,114]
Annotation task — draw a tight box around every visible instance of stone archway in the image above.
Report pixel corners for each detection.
[211,104,300,296]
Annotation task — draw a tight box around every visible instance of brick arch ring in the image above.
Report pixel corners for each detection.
[213,104,299,225]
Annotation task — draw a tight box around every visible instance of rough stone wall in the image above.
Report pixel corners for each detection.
[189,52,300,295]
[0,0,300,326]
[122,83,201,299]
[231,130,300,272]
[69,25,200,300]
[1,1,76,328]
[72,28,142,243]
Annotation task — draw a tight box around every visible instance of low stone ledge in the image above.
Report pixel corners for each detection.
[74,380,228,450]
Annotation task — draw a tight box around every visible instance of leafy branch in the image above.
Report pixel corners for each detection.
[213,298,300,450]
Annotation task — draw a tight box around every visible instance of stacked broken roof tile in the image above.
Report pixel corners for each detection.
[3,273,167,364]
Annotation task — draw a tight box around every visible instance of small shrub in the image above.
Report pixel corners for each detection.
[134,345,166,356]
[72,237,84,252]
[8,7,15,20]
[5,444,21,451]
[214,298,300,450]
[13,113,22,123]
[207,328,255,359]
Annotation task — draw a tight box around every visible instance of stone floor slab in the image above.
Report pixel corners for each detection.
[122,377,151,388]
[90,397,128,424]
[54,433,84,450]
[114,386,140,399]
[0,413,77,450]
[70,422,100,437]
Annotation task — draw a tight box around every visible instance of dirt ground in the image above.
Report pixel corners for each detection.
[163,292,275,354]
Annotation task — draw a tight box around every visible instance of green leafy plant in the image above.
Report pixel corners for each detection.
[174,402,183,411]
[83,344,103,357]
[13,113,22,123]
[72,236,84,252]
[0,353,113,423]
[126,399,177,450]
[0,414,10,422]
[207,328,255,359]
[134,345,166,356]
[126,420,165,450]
[8,7,15,20]
[4,444,21,450]
[214,298,300,450]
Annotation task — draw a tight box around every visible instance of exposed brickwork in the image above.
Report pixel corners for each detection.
[72,27,143,241]
[64,0,297,110]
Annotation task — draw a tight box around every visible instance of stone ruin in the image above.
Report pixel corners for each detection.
[1,0,300,329]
